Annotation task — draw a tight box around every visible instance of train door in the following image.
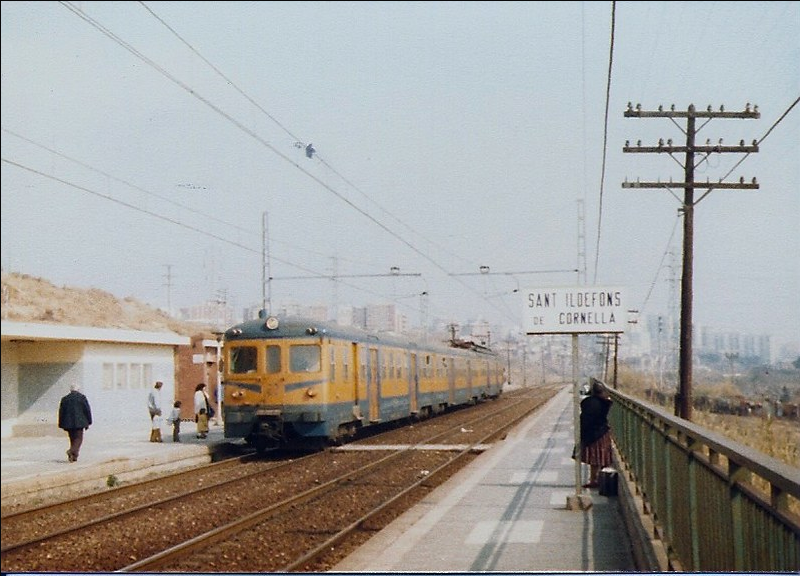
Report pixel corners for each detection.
[409,352,419,414]
[350,342,362,422]
[266,344,284,406]
[466,359,473,400]
[447,356,455,404]
[368,347,380,422]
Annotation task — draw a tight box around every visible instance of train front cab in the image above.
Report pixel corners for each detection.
[223,335,346,450]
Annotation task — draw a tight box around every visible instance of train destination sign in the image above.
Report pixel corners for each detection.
[522,286,627,335]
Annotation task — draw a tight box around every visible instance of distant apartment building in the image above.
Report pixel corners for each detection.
[178,300,236,330]
[696,325,771,363]
[365,303,407,333]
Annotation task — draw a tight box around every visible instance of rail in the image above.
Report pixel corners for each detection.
[608,387,799,571]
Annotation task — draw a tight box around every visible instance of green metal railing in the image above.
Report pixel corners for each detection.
[608,387,800,571]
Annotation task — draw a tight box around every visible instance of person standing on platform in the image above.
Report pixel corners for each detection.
[194,383,211,439]
[166,400,182,442]
[58,383,93,463]
[578,379,613,488]
[147,380,164,443]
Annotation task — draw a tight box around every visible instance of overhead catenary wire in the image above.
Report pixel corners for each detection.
[57,0,519,323]
[136,1,479,275]
[0,157,416,304]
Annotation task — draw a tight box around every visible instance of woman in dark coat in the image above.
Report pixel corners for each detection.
[579,379,613,488]
[58,383,93,462]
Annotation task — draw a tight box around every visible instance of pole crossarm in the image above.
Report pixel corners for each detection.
[449,268,578,276]
[624,103,761,120]
[623,181,759,190]
[274,272,422,280]
[623,144,758,154]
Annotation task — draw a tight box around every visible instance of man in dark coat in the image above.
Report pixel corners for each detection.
[58,383,93,462]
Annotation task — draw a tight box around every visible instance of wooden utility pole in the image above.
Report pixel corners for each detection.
[622,103,760,420]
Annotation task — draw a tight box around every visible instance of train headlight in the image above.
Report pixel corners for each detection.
[231,391,244,399]
[306,387,316,397]
[265,316,279,330]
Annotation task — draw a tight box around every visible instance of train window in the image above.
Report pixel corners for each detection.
[330,347,336,380]
[290,344,321,373]
[231,346,258,374]
[266,345,281,374]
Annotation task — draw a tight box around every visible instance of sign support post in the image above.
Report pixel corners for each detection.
[521,286,626,511]
[571,333,581,499]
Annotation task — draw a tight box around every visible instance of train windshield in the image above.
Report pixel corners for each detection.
[290,344,321,373]
[230,346,258,374]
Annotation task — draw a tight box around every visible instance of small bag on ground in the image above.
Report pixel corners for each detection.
[599,467,618,496]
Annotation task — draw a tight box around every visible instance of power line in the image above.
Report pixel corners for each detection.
[592,0,616,284]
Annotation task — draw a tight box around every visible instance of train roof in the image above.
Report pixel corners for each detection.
[223,315,497,357]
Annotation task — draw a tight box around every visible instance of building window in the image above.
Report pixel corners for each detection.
[130,363,142,389]
[116,363,128,389]
[102,363,114,390]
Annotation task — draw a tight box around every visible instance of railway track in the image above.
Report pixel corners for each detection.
[1,385,557,572]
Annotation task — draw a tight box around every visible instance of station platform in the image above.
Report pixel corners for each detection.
[333,385,636,572]
[1,419,236,508]
[1,387,636,571]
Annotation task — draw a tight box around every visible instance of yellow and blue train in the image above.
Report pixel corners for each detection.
[220,315,505,451]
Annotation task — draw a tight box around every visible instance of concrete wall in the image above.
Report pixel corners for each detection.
[1,338,182,438]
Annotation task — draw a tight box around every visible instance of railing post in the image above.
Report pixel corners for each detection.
[687,438,701,569]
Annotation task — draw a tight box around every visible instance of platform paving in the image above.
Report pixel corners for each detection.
[333,386,636,572]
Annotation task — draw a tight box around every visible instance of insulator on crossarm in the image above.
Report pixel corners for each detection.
[637,140,642,147]
[671,103,676,111]
[745,102,751,112]
[752,139,758,146]
[636,103,642,111]
[752,177,757,184]
[706,139,711,146]
[740,176,745,183]
[625,140,630,147]
[658,138,664,147]
[754,105,759,113]
[658,104,663,112]
[720,104,725,112]
[627,101,633,111]
[667,139,673,146]
[707,105,712,112]
[740,139,745,146]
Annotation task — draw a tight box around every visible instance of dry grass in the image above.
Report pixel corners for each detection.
[693,410,799,469]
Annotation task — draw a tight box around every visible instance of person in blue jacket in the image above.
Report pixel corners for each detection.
[58,382,93,462]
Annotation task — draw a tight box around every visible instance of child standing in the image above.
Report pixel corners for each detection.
[167,400,182,442]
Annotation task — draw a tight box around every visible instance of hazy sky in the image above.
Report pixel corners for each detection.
[2,1,798,348]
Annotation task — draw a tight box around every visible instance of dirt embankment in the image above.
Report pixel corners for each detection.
[1,271,211,336]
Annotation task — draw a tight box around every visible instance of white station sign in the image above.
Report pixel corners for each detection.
[523,286,627,334]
